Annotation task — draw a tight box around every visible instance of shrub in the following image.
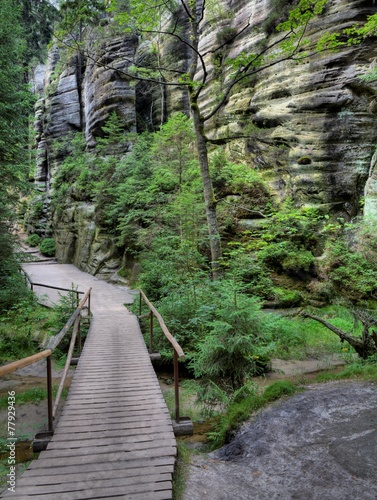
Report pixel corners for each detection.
[258,241,314,274]
[273,287,302,307]
[40,238,55,257]
[320,238,377,300]
[192,287,279,389]
[26,234,41,247]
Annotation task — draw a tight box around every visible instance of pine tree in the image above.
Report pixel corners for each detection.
[0,0,34,310]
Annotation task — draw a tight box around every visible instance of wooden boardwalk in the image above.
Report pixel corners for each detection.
[2,264,176,499]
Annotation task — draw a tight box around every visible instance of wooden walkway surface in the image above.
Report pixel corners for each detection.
[2,263,176,499]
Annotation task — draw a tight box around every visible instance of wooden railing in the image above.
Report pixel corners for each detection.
[139,290,192,434]
[0,287,92,438]
[22,270,86,308]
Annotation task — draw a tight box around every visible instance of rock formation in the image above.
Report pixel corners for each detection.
[32,0,377,275]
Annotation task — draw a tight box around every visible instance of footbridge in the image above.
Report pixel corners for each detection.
[0,263,189,499]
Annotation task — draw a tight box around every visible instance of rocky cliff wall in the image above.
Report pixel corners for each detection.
[33,0,377,275]
[195,0,377,219]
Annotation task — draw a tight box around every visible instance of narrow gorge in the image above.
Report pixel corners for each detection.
[27,0,377,278]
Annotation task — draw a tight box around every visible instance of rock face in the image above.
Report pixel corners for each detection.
[196,0,377,218]
[34,34,138,275]
[183,381,377,500]
[33,0,377,275]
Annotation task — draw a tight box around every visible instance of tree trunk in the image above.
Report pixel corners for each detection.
[190,99,222,279]
[300,311,377,359]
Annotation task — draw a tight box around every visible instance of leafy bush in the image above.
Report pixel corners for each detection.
[40,238,55,256]
[258,241,314,274]
[320,237,377,301]
[273,287,302,307]
[26,234,41,247]
[0,228,31,312]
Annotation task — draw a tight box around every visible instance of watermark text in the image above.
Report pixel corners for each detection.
[7,391,16,493]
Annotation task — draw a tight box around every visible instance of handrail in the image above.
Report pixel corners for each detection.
[0,350,52,377]
[0,285,92,435]
[139,289,184,358]
[47,288,92,350]
[22,270,84,307]
[30,283,85,295]
[138,289,185,424]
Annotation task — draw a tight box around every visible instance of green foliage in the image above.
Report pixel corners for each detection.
[39,238,56,257]
[320,228,377,301]
[278,0,328,32]
[263,380,298,400]
[216,27,238,45]
[0,298,46,361]
[251,201,321,278]
[139,275,304,388]
[26,234,41,247]
[107,113,204,250]
[192,289,277,389]
[315,360,377,384]
[262,0,298,35]
[172,442,191,500]
[50,132,94,214]
[0,231,30,312]
[211,151,267,194]
[0,385,69,408]
[0,0,35,311]
[258,241,314,274]
[0,287,85,363]
[57,0,107,41]
[196,381,258,418]
[20,0,59,66]
[272,287,302,307]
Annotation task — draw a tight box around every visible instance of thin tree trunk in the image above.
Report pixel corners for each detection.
[190,100,222,279]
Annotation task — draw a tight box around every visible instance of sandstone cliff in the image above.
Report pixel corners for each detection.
[32,0,377,275]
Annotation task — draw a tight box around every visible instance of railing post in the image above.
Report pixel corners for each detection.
[149,311,153,354]
[139,292,142,316]
[46,355,53,433]
[88,291,91,319]
[174,349,180,423]
[77,317,82,355]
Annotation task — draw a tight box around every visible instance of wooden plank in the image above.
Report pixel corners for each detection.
[50,426,174,443]
[69,375,159,384]
[1,489,172,500]
[64,394,165,404]
[62,395,167,410]
[65,386,163,405]
[60,405,170,419]
[16,465,174,485]
[10,265,177,500]
[12,472,173,495]
[1,481,172,499]
[51,424,174,441]
[55,414,171,429]
[39,438,176,458]
[66,386,163,397]
[26,455,176,474]
[25,447,176,468]
[55,416,172,431]
[47,430,175,449]
[60,404,170,417]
